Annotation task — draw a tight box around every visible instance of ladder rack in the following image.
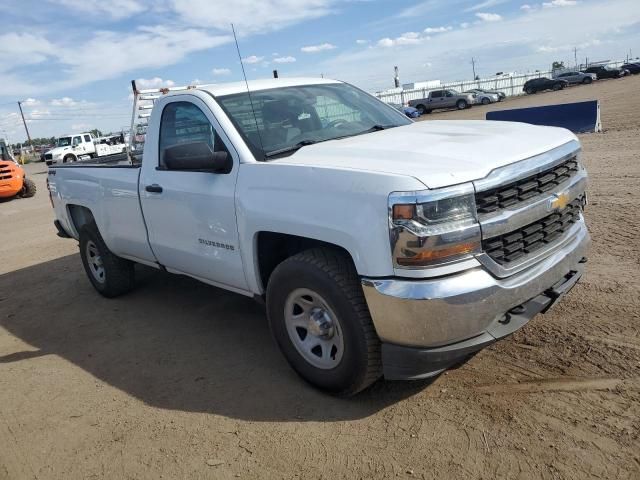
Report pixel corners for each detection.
[127,80,199,163]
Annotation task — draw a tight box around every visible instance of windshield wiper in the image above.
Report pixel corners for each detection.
[264,139,317,158]
[332,124,396,141]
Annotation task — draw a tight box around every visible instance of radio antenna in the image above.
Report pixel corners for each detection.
[231,23,266,160]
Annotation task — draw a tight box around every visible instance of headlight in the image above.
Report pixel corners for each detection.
[389,183,481,268]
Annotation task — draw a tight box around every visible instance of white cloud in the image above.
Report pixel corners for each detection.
[273,56,296,63]
[50,97,78,107]
[460,22,470,28]
[465,0,508,12]
[23,98,40,106]
[377,31,428,48]
[301,42,337,53]
[543,0,578,7]
[242,55,264,64]
[212,68,231,76]
[356,39,368,45]
[424,26,452,34]
[476,12,503,21]
[521,4,533,10]
[135,77,176,89]
[171,0,338,34]
[48,0,145,20]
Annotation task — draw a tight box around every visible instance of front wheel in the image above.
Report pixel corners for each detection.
[79,223,135,297]
[525,87,535,94]
[583,77,592,84]
[19,178,36,198]
[266,249,382,396]
[481,97,490,105]
[552,82,563,91]
[456,99,468,110]
[415,104,426,115]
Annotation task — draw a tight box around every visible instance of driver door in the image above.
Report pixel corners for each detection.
[139,98,247,291]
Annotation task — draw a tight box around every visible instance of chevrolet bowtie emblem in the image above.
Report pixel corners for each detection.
[550,192,570,211]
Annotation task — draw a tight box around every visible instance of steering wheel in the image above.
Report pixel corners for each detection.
[325,119,349,129]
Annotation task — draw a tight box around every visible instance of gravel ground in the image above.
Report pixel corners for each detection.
[1,75,639,479]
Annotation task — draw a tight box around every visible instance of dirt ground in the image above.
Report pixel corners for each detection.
[1,76,639,480]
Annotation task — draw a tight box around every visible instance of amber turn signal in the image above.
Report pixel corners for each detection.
[396,241,479,266]
[392,204,415,220]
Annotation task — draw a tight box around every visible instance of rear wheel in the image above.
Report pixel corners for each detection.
[79,223,135,297]
[456,99,468,110]
[481,97,490,105]
[552,82,563,91]
[19,178,36,198]
[266,248,382,396]
[582,77,592,84]
[415,104,426,114]
[525,87,535,94]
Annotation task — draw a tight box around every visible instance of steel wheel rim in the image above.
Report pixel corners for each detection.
[86,240,105,284]
[284,288,344,370]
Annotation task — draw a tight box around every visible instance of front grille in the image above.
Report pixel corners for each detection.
[476,157,580,214]
[0,168,11,180]
[483,196,584,265]
[45,154,53,160]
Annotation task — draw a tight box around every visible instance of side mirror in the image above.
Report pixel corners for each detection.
[163,142,232,173]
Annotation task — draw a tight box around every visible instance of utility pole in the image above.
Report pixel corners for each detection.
[393,66,400,88]
[471,57,477,80]
[17,101,32,146]
[573,47,578,68]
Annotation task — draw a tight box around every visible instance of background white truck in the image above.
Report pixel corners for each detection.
[44,132,127,166]
[47,78,589,395]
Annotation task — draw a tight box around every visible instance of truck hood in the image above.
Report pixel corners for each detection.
[46,146,72,156]
[275,120,577,189]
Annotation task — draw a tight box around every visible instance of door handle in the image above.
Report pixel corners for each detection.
[145,184,163,193]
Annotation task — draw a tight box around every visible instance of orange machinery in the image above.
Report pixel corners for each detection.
[0,139,36,199]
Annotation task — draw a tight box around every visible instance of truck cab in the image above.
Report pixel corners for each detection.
[44,133,96,166]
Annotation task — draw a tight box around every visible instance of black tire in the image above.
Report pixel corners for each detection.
[415,104,426,115]
[481,97,490,105]
[19,178,36,198]
[552,82,562,91]
[266,248,382,396]
[582,77,592,84]
[63,154,75,163]
[79,222,135,298]
[456,99,468,110]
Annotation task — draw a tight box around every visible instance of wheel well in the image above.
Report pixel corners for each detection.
[68,205,95,235]
[256,232,353,291]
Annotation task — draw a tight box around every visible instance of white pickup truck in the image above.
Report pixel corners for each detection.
[44,132,128,166]
[48,77,589,395]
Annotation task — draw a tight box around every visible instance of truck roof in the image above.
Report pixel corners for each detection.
[191,77,341,97]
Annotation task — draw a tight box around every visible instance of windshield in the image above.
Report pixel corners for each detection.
[56,137,72,147]
[217,83,411,159]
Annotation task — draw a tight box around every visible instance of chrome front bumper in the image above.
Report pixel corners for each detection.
[361,218,590,350]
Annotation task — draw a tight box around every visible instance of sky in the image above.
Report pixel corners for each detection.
[0,0,639,143]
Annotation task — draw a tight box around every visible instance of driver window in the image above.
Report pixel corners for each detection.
[159,101,229,169]
[72,136,81,146]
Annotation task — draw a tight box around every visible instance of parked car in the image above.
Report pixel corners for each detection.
[0,139,36,200]
[621,63,640,74]
[48,77,589,396]
[468,88,506,101]
[463,90,498,105]
[389,103,421,118]
[408,89,475,113]
[554,71,596,85]
[582,65,623,79]
[523,77,568,94]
